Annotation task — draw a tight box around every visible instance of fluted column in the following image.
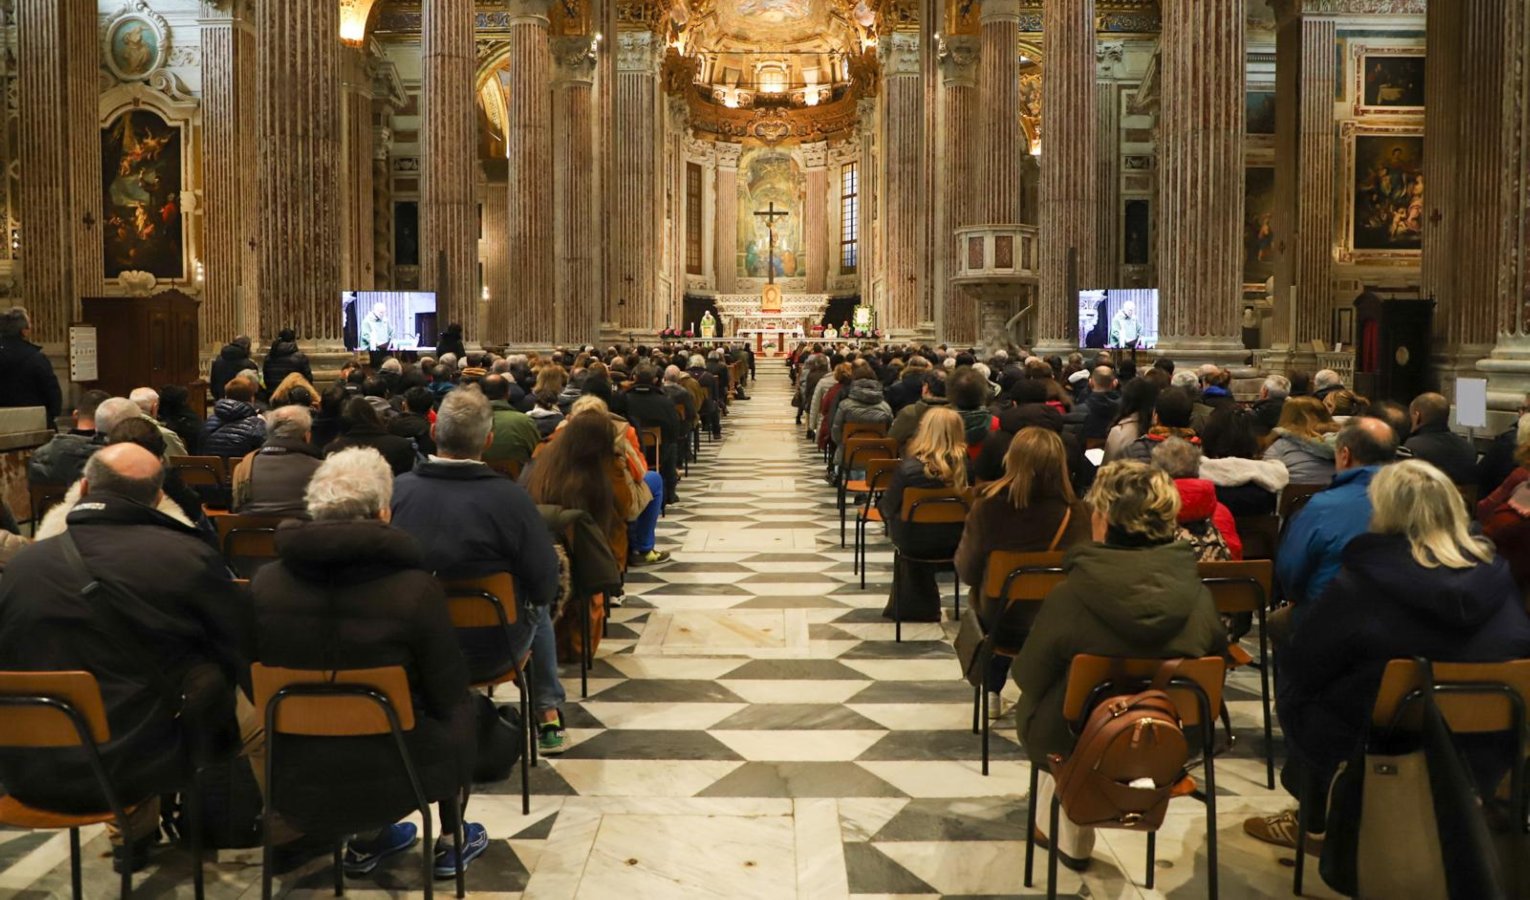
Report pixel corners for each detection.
[802,142,829,293]
[1273,13,1336,355]
[614,30,663,331]
[340,46,376,292]
[200,13,256,343]
[1037,0,1098,348]
[421,0,479,340]
[1421,0,1460,349]
[1095,44,1123,294]
[977,0,1021,225]
[1155,0,1245,357]
[257,0,341,341]
[714,142,741,294]
[482,169,509,338]
[553,35,599,343]
[503,0,554,344]
[882,31,925,332]
[939,35,979,345]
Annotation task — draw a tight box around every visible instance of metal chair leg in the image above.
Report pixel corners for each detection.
[420,804,434,900]
[187,775,206,900]
[981,687,991,776]
[1046,795,1061,900]
[454,794,467,899]
[332,842,344,896]
[972,683,981,736]
[1024,765,1038,887]
[69,827,82,900]
[1146,831,1157,890]
[580,595,591,699]
[1294,794,1308,896]
[892,551,903,643]
[1204,713,1220,900]
[1259,612,1276,790]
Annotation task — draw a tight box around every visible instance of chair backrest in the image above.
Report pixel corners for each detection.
[1061,655,1227,728]
[1370,658,1530,734]
[0,671,111,747]
[28,482,68,525]
[982,550,1067,604]
[251,663,416,736]
[1234,514,1280,560]
[169,455,227,488]
[901,486,970,523]
[1455,483,1479,515]
[485,457,522,480]
[846,438,899,474]
[842,421,889,442]
[214,514,284,577]
[1084,437,1107,452]
[1278,483,1325,520]
[861,458,901,497]
[1198,559,1273,614]
[441,572,519,629]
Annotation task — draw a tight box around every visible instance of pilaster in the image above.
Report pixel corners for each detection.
[714,141,741,295]
[1037,0,1098,348]
[803,141,829,293]
[200,10,256,344]
[553,35,599,343]
[881,30,925,332]
[613,30,664,330]
[939,35,979,344]
[421,0,480,339]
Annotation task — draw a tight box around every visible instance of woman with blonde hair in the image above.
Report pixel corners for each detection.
[955,428,1092,715]
[1263,396,1340,484]
[270,371,320,409]
[1013,460,1226,871]
[879,407,969,623]
[1249,459,1530,852]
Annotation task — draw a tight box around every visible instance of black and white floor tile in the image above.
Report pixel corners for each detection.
[0,368,1330,898]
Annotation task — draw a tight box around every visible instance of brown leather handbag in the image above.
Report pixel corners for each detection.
[1048,662,1190,831]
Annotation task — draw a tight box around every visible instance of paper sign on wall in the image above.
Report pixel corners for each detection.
[68,325,97,383]
[1456,378,1488,430]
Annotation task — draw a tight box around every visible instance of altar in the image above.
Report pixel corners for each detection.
[712,292,829,354]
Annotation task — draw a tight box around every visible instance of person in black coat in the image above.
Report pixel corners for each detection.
[1477,412,1526,499]
[885,360,932,415]
[1254,460,1530,847]
[389,386,438,457]
[1403,392,1478,485]
[202,379,268,458]
[1077,367,1120,441]
[0,307,62,423]
[157,383,203,455]
[435,322,466,360]
[325,396,418,476]
[0,445,245,865]
[975,380,1094,494]
[261,328,313,394]
[250,447,489,873]
[622,365,684,504]
[210,336,254,401]
[880,408,970,623]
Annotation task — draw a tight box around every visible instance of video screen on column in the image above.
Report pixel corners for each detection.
[1078,288,1160,350]
[343,291,439,352]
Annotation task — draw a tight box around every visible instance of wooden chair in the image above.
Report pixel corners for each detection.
[638,427,662,473]
[890,487,970,642]
[974,551,1066,774]
[1025,655,1227,900]
[1294,658,1530,896]
[1278,483,1326,521]
[1199,559,1276,789]
[28,481,68,534]
[839,437,900,547]
[0,670,204,900]
[1084,437,1107,452]
[674,403,692,475]
[440,573,535,813]
[841,421,889,443]
[214,513,285,580]
[485,458,523,480]
[252,664,465,899]
[852,459,902,587]
[1233,514,1280,561]
[168,455,228,487]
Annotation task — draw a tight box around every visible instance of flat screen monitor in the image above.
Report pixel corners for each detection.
[1078,288,1159,351]
[343,291,438,352]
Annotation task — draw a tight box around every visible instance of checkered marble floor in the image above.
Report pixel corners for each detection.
[0,368,1327,898]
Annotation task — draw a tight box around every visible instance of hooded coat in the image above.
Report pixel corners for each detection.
[1173,477,1243,560]
[209,343,253,400]
[1198,456,1290,517]
[1263,429,1337,485]
[973,402,1093,493]
[1279,532,1530,777]
[830,379,893,446]
[201,399,267,458]
[261,340,313,392]
[1012,540,1227,764]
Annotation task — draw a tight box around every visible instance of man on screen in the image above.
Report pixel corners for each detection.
[1109,299,1141,349]
[362,302,393,367]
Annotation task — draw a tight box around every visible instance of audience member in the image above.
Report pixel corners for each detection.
[129,387,190,457]
[815,363,853,452]
[565,395,669,566]
[28,389,112,485]
[1249,460,1530,852]
[879,408,968,624]
[528,390,566,438]
[1120,386,1199,462]
[389,386,438,456]
[156,384,203,455]
[885,356,932,414]
[1013,460,1226,871]
[1263,397,1339,484]
[830,362,893,465]
[231,406,324,517]
[392,387,568,754]
[269,372,321,410]
[326,397,416,476]
[889,374,948,444]
[1151,437,1241,560]
[1190,368,1235,432]
[1199,407,1289,516]
[481,374,540,467]
[527,411,629,563]
[1404,392,1477,485]
[796,354,831,429]
[203,377,269,458]
[623,365,684,504]
[1478,398,1530,497]
[1311,368,1343,401]
[950,368,999,459]
[1322,389,1368,419]
[1251,374,1289,437]
[262,328,313,392]
[974,379,1093,493]
[210,335,253,400]
[0,306,62,422]
[1076,366,1120,441]
[436,322,467,359]
[1104,378,1159,462]
[250,447,488,877]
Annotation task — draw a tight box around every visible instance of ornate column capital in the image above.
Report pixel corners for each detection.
[938,34,979,87]
[1096,40,1124,78]
[552,34,598,83]
[505,0,553,24]
[979,0,1022,26]
[880,30,921,78]
[715,141,743,168]
[617,29,663,74]
[801,141,829,168]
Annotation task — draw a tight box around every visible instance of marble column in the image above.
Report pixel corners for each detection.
[200,12,256,343]
[882,31,925,333]
[553,35,599,344]
[16,0,99,343]
[714,142,741,295]
[503,0,554,344]
[1095,43,1123,290]
[340,45,376,292]
[803,142,829,293]
[939,35,979,345]
[421,0,479,340]
[257,0,341,341]
[1155,0,1245,358]
[1271,9,1337,358]
[614,30,663,331]
[977,0,1021,225]
[482,168,510,340]
[1037,0,1098,349]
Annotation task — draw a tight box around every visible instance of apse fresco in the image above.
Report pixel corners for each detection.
[101,110,183,280]
[1354,135,1423,251]
[737,147,805,279]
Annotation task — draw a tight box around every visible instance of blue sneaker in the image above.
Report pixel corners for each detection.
[433,823,490,879]
[343,822,419,876]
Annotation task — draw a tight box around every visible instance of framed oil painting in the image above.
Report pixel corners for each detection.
[1340,123,1423,263]
[1246,91,1277,136]
[102,9,168,82]
[1353,47,1425,115]
[1244,166,1277,281]
[101,110,184,280]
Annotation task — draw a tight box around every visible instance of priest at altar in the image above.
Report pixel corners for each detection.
[701,311,718,339]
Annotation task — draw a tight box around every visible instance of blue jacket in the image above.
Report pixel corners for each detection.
[1276,466,1379,610]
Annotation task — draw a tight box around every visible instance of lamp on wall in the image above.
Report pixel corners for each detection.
[194,259,205,286]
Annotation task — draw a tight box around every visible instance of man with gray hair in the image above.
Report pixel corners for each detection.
[230,405,323,517]
[391,387,569,754]
[129,387,189,457]
[1253,374,1290,436]
[0,305,62,422]
[1312,368,1343,401]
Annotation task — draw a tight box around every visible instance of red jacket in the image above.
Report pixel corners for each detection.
[1174,477,1243,560]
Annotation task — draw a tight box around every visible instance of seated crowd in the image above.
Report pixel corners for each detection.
[790,339,1530,883]
[0,333,755,881]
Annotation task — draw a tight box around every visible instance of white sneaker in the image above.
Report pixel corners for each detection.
[986,692,1006,719]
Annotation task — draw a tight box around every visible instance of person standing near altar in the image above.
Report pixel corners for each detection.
[701,311,718,339]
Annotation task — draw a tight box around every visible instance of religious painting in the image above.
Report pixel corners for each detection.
[1246,91,1277,136]
[1362,54,1425,109]
[737,146,805,280]
[1123,199,1150,266]
[101,110,183,280]
[1353,134,1423,252]
[103,13,166,82]
[1244,167,1277,280]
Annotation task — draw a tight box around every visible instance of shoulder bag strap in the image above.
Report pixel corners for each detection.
[1046,507,1074,552]
[1149,658,1186,693]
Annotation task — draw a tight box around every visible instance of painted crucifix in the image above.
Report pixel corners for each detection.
[754,201,789,285]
